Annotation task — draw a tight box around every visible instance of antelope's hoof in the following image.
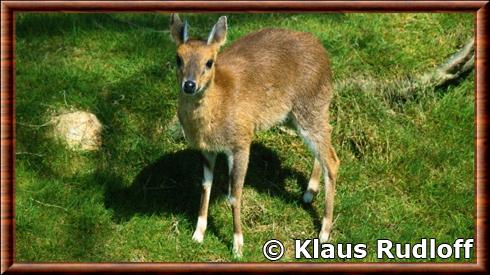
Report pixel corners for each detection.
[192,230,204,243]
[233,246,243,259]
[233,233,244,258]
[319,231,330,243]
[302,189,315,204]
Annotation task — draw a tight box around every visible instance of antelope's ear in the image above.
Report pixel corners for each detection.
[207,16,227,47]
[170,14,189,45]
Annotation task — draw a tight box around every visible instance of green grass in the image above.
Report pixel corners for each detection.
[15,13,475,262]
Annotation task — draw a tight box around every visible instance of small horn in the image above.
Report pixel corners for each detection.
[207,24,217,45]
[183,20,189,43]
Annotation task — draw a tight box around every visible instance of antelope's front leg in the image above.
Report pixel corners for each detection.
[229,147,250,257]
[192,152,216,243]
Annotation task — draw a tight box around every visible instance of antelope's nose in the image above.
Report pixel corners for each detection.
[183,80,197,94]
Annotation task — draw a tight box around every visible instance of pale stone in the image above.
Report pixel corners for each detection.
[52,111,102,151]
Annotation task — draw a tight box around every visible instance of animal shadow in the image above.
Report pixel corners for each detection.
[103,142,322,230]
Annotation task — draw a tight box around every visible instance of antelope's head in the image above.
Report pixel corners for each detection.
[170,14,227,96]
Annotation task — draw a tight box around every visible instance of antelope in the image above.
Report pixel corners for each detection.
[169,14,340,257]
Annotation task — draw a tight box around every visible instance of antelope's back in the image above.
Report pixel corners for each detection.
[217,28,332,100]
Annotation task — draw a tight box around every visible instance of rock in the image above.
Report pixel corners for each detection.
[52,111,102,151]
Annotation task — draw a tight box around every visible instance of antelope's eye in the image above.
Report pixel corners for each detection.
[206,59,214,69]
[176,55,183,67]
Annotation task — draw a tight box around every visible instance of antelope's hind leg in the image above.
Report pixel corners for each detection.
[293,114,340,243]
[318,142,339,243]
[192,152,217,243]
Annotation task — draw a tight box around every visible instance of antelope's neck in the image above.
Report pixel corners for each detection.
[178,80,219,116]
[177,82,223,150]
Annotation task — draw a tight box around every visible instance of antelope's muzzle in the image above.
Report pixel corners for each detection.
[182,80,197,94]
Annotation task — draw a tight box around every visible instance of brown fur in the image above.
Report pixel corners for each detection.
[170,15,340,257]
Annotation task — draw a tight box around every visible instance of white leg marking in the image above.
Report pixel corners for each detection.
[203,165,213,188]
[192,216,207,243]
[319,230,330,243]
[303,176,320,203]
[226,152,234,197]
[295,125,318,158]
[226,152,234,175]
[233,233,244,257]
[227,196,237,207]
[193,158,213,244]
[319,217,331,243]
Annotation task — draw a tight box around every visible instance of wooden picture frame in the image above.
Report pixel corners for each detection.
[1,1,488,273]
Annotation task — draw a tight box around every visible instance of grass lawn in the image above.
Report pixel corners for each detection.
[15,12,475,262]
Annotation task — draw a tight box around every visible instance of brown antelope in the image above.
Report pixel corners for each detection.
[169,14,340,257]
